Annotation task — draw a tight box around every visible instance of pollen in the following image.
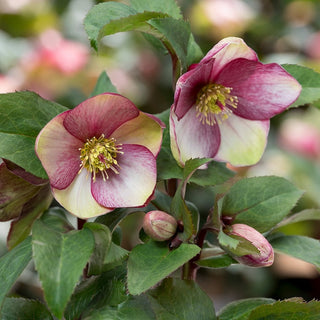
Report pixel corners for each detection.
[195,83,238,126]
[79,134,123,182]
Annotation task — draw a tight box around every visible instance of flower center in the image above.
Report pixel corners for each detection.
[79,134,123,182]
[195,83,238,126]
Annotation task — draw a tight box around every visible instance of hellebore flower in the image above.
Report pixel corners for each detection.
[223,223,274,267]
[142,210,178,241]
[170,37,301,167]
[35,93,164,218]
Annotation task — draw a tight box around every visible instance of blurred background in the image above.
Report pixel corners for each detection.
[1,0,320,312]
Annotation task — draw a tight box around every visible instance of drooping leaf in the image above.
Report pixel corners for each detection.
[218,298,275,320]
[0,91,68,178]
[127,240,200,295]
[282,64,320,108]
[32,220,95,319]
[0,297,53,320]
[222,176,303,233]
[147,277,216,320]
[0,237,32,307]
[248,299,320,320]
[89,71,118,97]
[270,235,320,268]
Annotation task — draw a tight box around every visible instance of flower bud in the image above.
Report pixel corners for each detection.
[142,211,178,241]
[224,224,274,267]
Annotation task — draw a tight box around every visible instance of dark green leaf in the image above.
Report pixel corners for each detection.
[147,277,216,320]
[95,208,129,232]
[248,299,320,320]
[89,71,118,97]
[0,237,32,307]
[40,206,74,233]
[0,91,68,178]
[196,248,236,269]
[222,176,303,233]
[270,235,320,268]
[32,220,95,318]
[218,298,275,320]
[0,297,53,320]
[127,240,200,295]
[282,64,320,108]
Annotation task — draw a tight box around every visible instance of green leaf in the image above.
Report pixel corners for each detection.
[275,208,320,229]
[218,298,275,320]
[218,229,239,250]
[270,235,320,268]
[0,91,68,178]
[95,208,129,232]
[84,222,112,276]
[32,220,95,319]
[282,64,320,108]
[127,240,200,295]
[196,248,236,269]
[89,71,118,97]
[248,299,320,320]
[40,206,74,233]
[222,176,303,233]
[0,237,32,307]
[0,297,53,320]
[147,277,216,320]
[130,0,182,19]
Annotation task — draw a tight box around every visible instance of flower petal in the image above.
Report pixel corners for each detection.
[170,107,221,167]
[201,37,258,78]
[35,111,83,189]
[214,114,269,166]
[91,144,157,208]
[217,58,302,120]
[53,169,111,219]
[112,112,164,156]
[63,93,139,141]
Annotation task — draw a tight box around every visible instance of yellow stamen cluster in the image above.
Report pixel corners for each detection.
[79,134,123,182]
[195,83,238,126]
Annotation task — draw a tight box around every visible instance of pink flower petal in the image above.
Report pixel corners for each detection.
[35,111,83,189]
[53,169,111,218]
[214,114,270,166]
[170,107,221,166]
[112,111,164,156]
[216,58,302,120]
[63,93,139,141]
[91,144,157,208]
[201,37,258,78]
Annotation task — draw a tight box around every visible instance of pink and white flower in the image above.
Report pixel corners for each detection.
[170,37,302,167]
[35,93,164,218]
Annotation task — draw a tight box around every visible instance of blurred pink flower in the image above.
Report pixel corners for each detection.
[170,37,301,167]
[36,93,164,218]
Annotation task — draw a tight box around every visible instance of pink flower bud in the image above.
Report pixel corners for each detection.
[142,211,178,241]
[224,223,274,267]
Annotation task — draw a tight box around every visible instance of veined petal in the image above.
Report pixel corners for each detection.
[201,37,258,78]
[35,111,83,189]
[170,107,221,167]
[174,62,215,119]
[214,114,269,166]
[53,169,111,219]
[91,144,157,208]
[217,59,302,120]
[63,93,139,141]
[112,112,164,156]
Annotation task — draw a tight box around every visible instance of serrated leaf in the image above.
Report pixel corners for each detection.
[147,277,216,320]
[270,235,320,268]
[282,64,320,108]
[130,0,182,19]
[89,71,118,97]
[218,298,275,320]
[248,299,320,320]
[0,297,53,320]
[84,222,112,276]
[127,240,200,295]
[222,176,303,233]
[0,237,32,307]
[32,220,95,319]
[0,91,68,178]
